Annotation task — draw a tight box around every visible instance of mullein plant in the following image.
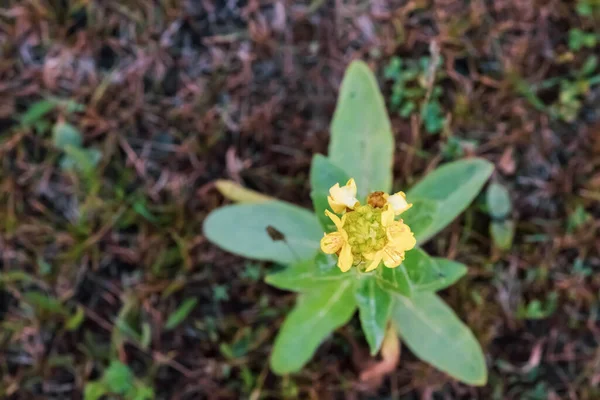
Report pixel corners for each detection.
[204,61,493,385]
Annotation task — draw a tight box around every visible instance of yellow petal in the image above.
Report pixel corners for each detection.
[328,179,359,211]
[387,222,416,252]
[365,250,383,272]
[325,210,345,230]
[320,232,345,254]
[327,195,349,214]
[381,204,395,227]
[338,242,353,272]
[386,191,412,215]
[382,246,406,268]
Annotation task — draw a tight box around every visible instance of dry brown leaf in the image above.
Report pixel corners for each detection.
[359,324,401,387]
[498,147,516,175]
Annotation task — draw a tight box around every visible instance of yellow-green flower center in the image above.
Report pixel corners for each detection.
[344,205,387,257]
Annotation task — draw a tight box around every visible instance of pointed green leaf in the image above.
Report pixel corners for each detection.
[421,101,445,134]
[132,386,154,400]
[355,276,393,355]
[20,100,57,127]
[104,361,134,393]
[53,121,83,150]
[84,382,107,400]
[407,158,494,242]
[391,292,487,386]
[400,199,437,244]
[486,182,511,219]
[402,248,467,292]
[310,154,350,231]
[203,202,322,265]
[378,265,413,297]
[270,281,356,374]
[65,305,86,331]
[490,220,515,250]
[266,254,348,292]
[23,292,67,315]
[165,298,198,330]
[329,61,394,199]
[215,180,273,203]
[60,146,102,174]
[429,257,468,291]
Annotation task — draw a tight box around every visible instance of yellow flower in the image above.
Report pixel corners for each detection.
[363,209,417,272]
[320,181,416,272]
[327,178,359,213]
[320,210,353,272]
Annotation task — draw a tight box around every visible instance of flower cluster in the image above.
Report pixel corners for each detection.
[320,179,416,272]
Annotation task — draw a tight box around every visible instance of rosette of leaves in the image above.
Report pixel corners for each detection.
[204,61,492,386]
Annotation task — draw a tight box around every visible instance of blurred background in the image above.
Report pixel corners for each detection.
[0,1,599,399]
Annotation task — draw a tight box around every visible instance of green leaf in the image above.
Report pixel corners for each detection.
[576,2,593,16]
[23,292,67,315]
[486,183,511,219]
[399,101,416,117]
[84,382,107,400]
[165,298,198,330]
[329,61,394,199]
[384,57,402,80]
[569,28,584,51]
[60,146,102,174]
[402,248,467,292]
[490,220,515,250]
[38,257,52,275]
[400,199,437,244]
[140,323,152,350]
[265,253,348,292]
[0,270,37,284]
[203,202,322,265]
[429,257,468,290]
[131,385,154,400]
[65,305,86,331]
[310,154,350,231]
[53,121,83,150]
[219,327,253,359]
[104,361,134,394]
[132,201,159,223]
[421,101,445,134]
[355,276,393,355]
[60,98,86,114]
[20,100,56,127]
[391,292,487,385]
[567,204,591,232]
[378,265,413,297]
[270,281,356,374]
[517,292,558,320]
[581,55,598,76]
[215,180,273,203]
[407,158,494,242]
